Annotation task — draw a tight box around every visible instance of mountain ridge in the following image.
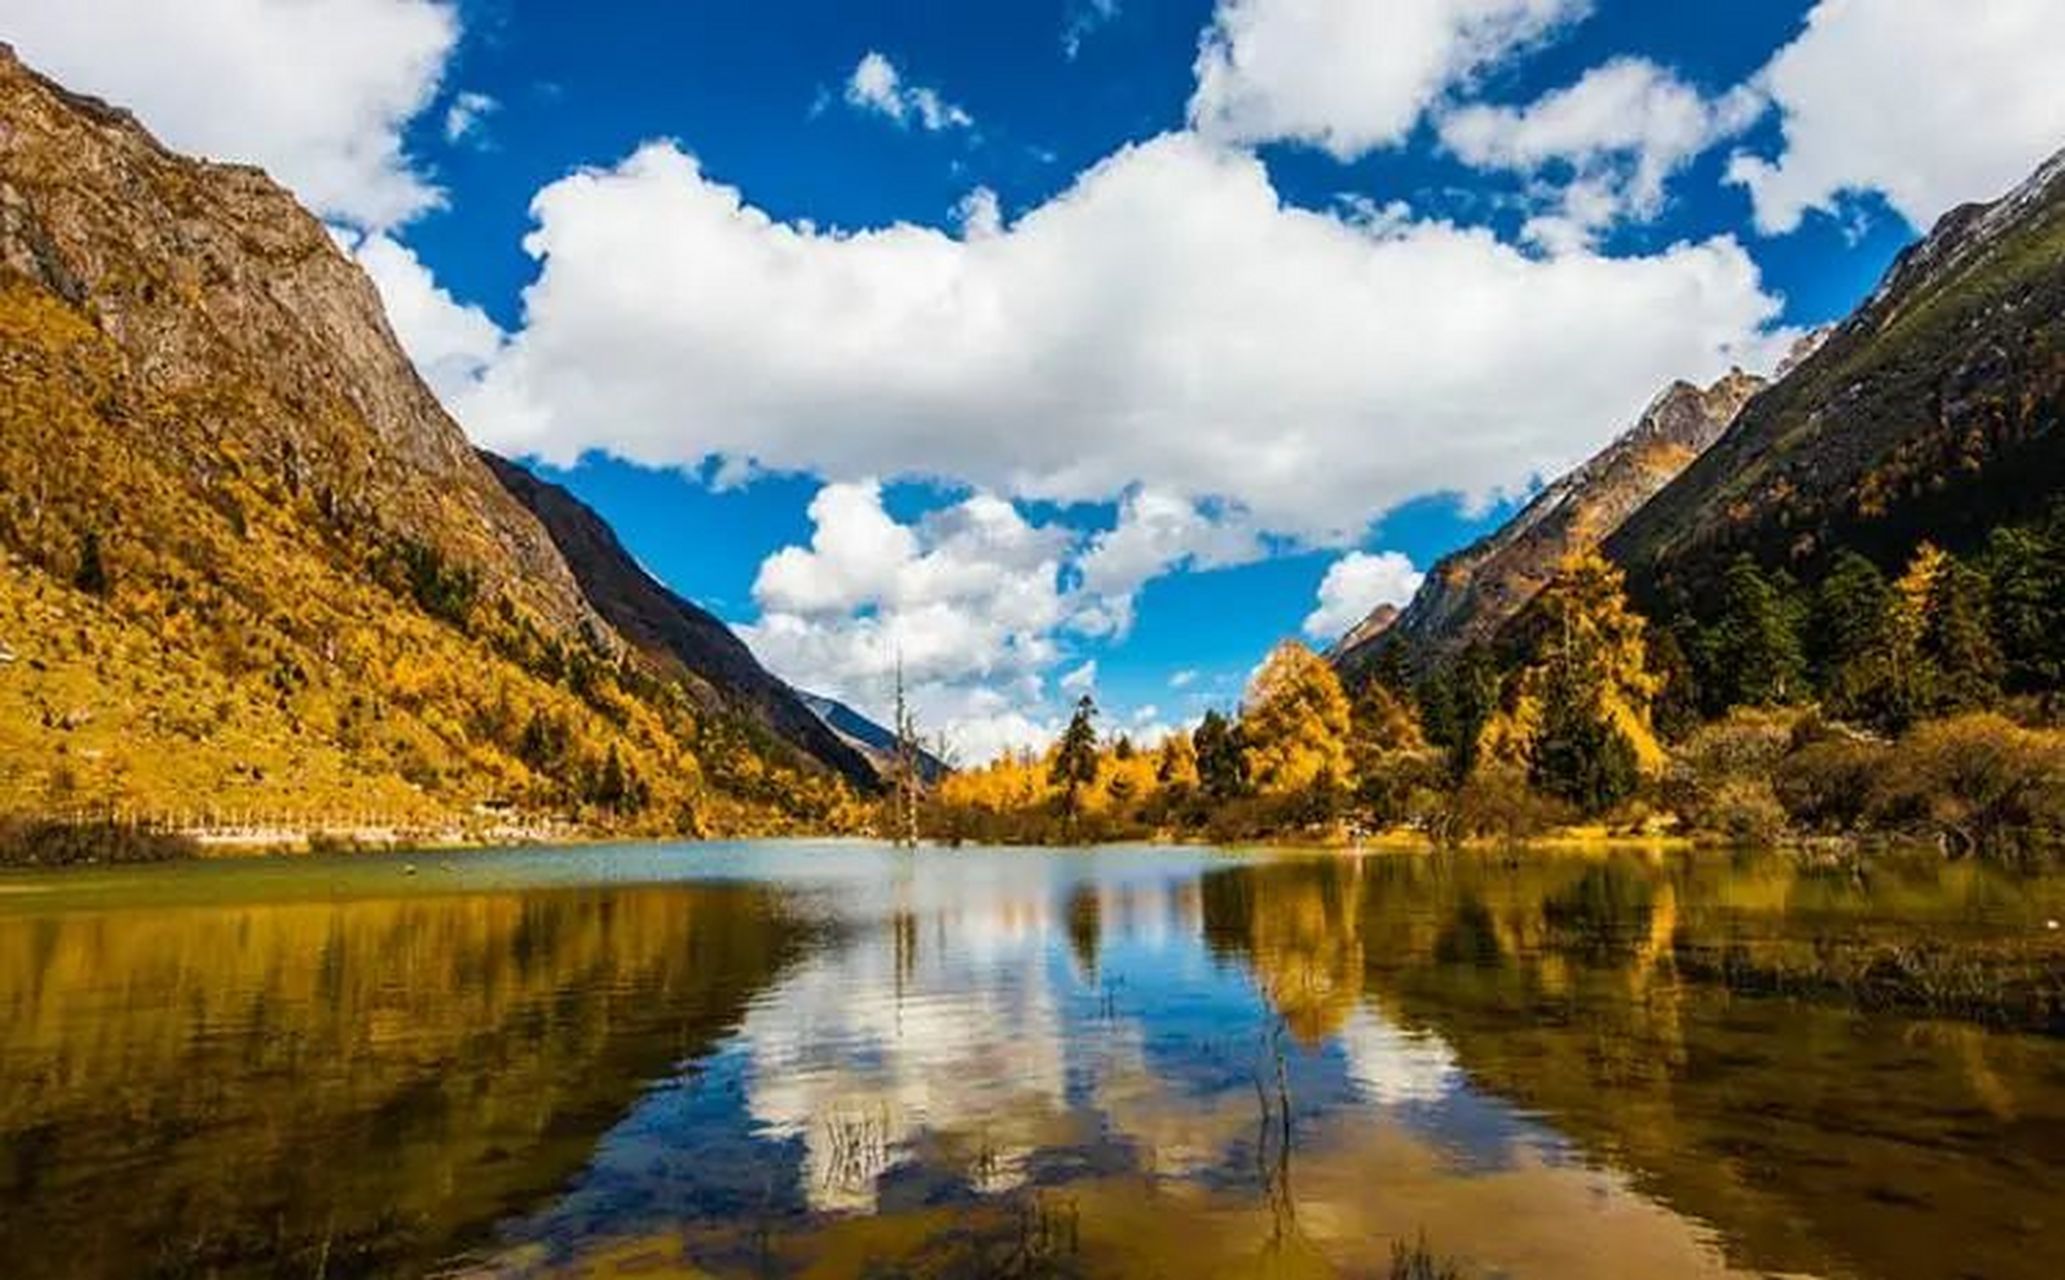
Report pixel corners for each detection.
[1608,140,2065,609]
[1335,368,1765,678]
[0,45,857,829]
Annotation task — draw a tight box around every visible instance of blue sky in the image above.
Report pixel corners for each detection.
[16,0,2065,756]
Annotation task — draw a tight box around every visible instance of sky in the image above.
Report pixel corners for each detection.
[9,0,2065,760]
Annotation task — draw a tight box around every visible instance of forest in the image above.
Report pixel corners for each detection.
[924,507,2065,863]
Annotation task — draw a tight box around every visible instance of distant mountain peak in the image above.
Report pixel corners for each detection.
[1336,368,1762,677]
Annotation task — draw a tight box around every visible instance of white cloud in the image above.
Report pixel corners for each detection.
[844,50,973,132]
[457,133,1783,549]
[1064,0,1122,60]
[443,89,498,145]
[1188,0,1590,159]
[2,0,458,227]
[347,232,506,409]
[739,482,1075,762]
[1727,0,2065,235]
[1439,58,1763,249]
[1073,488,1267,637]
[1169,669,1199,690]
[1303,550,1424,640]
[1060,660,1099,694]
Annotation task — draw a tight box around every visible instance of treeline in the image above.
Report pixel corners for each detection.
[931,521,2065,861]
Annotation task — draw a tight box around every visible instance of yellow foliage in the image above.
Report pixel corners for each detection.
[1240,641,1352,794]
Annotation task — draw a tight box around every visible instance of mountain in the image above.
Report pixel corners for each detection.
[481,453,878,789]
[1609,144,2065,609]
[0,46,854,830]
[1334,369,1765,678]
[798,691,950,783]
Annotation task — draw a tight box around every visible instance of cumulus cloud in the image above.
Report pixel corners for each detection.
[738,482,1076,762]
[1728,0,2065,235]
[844,50,973,132]
[2,0,458,227]
[1059,660,1098,694]
[1189,0,1590,159]
[457,133,1783,546]
[1439,58,1763,249]
[1303,550,1424,640]
[1073,489,1267,636]
[348,232,506,408]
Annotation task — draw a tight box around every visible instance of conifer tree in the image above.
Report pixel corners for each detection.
[1984,523,2065,694]
[1193,709,1248,800]
[1812,550,1895,721]
[1924,552,2002,714]
[1050,695,1101,819]
[73,529,109,597]
[1706,555,1806,709]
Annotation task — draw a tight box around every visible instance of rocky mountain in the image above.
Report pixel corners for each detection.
[0,46,856,829]
[482,453,878,789]
[1609,144,2065,611]
[799,691,951,783]
[1335,369,1765,678]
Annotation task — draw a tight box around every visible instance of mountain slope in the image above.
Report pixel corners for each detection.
[1609,145,2065,609]
[481,453,879,789]
[798,691,950,783]
[0,45,850,830]
[1335,369,1764,677]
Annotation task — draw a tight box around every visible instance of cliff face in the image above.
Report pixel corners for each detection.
[1335,370,1764,677]
[1609,144,2065,610]
[0,46,852,825]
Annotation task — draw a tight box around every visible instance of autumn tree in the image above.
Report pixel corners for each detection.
[1346,677,1433,827]
[1484,552,1662,815]
[1154,729,1200,790]
[1240,640,1352,795]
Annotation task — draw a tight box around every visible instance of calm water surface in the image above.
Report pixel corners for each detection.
[1,842,2062,1278]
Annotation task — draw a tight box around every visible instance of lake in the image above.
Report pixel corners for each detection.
[1,842,2061,1278]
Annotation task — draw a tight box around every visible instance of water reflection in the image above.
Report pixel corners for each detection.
[1,844,2061,1279]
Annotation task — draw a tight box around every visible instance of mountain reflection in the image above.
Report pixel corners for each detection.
[2,845,2061,1279]
[0,878,812,1278]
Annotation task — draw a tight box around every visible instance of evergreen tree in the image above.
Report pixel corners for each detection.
[1924,552,2002,713]
[1647,623,1701,742]
[1193,709,1249,800]
[1984,522,2065,694]
[73,529,109,597]
[1368,637,1413,695]
[1811,549,1895,722]
[1706,555,1806,709]
[1049,695,1101,818]
[1240,641,1353,794]
[1419,643,1501,783]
